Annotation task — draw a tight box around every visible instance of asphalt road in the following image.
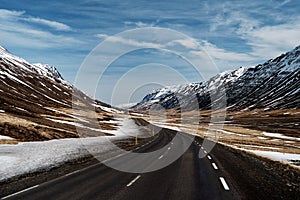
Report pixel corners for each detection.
[2,129,241,200]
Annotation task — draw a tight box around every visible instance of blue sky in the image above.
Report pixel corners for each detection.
[1,0,299,105]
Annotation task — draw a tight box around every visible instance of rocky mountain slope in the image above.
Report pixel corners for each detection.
[132,45,300,111]
[0,45,119,142]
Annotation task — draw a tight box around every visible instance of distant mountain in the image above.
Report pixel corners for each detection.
[0,45,117,141]
[132,45,300,111]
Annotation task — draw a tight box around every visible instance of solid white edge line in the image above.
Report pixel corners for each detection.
[1,185,39,199]
[126,175,141,187]
[158,155,164,159]
[207,155,212,160]
[219,177,230,190]
[212,163,218,170]
[65,169,80,177]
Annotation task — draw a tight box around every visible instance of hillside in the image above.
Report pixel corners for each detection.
[0,46,122,143]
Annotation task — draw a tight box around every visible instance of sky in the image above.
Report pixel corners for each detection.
[0,0,299,105]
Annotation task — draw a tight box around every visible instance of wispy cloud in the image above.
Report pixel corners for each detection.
[124,20,159,28]
[167,38,199,50]
[278,0,292,7]
[0,9,24,18]
[94,34,164,49]
[95,33,109,39]
[0,9,81,49]
[22,17,72,31]
[194,41,255,62]
[241,22,300,58]
[209,7,300,61]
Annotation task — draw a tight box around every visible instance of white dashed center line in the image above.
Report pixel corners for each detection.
[167,147,171,150]
[207,155,212,160]
[158,155,164,159]
[212,163,218,170]
[204,150,207,154]
[201,147,204,149]
[219,177,230,191]
[126,175,141,187]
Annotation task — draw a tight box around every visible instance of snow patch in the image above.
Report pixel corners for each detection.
[0,135,14,140]
[248,150,300,166]
[262,132,300,141]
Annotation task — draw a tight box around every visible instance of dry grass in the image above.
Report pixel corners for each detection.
[137,108,300,154]
[0,105,121,142]
[0,139,18,145]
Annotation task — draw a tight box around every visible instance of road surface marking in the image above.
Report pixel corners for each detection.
[158,155,164,159]
[212,163,218,170]
[2,185,39,199]
[126,175,141,187]
[207,155,212,160]
[204,150,207,154]
[65,170,80,177]
[201,147,204,149]
[219,177,230,190]
[168,147,171,150]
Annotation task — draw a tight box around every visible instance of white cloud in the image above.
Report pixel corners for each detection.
[0,9,72,32]
[0,9,25,18]
[23,17,72,31]
[210,9,300,61]
[167,38,199,50]
[95,34,200,51]
[210,10,261,34]
[194,41,255,62]
[124,20,159,28]
[0,9,81,49]
[279,0,292,7]
[95,33,109,39]
[104,35,163,49]
[242,22,300,58]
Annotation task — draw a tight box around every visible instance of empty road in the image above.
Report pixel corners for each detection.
[2,128,241,200]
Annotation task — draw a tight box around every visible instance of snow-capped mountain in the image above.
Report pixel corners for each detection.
[132,66,247,110]
[132,45,300,111]
[0,45,117,141]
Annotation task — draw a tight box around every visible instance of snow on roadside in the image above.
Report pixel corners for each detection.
[247,150,300,168]
[45,117,138,137]
[218,141,300,167]
[0,118,146,182]
[0,136,125,182]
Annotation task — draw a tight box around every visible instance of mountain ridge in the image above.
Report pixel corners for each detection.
[132,45,300,111]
